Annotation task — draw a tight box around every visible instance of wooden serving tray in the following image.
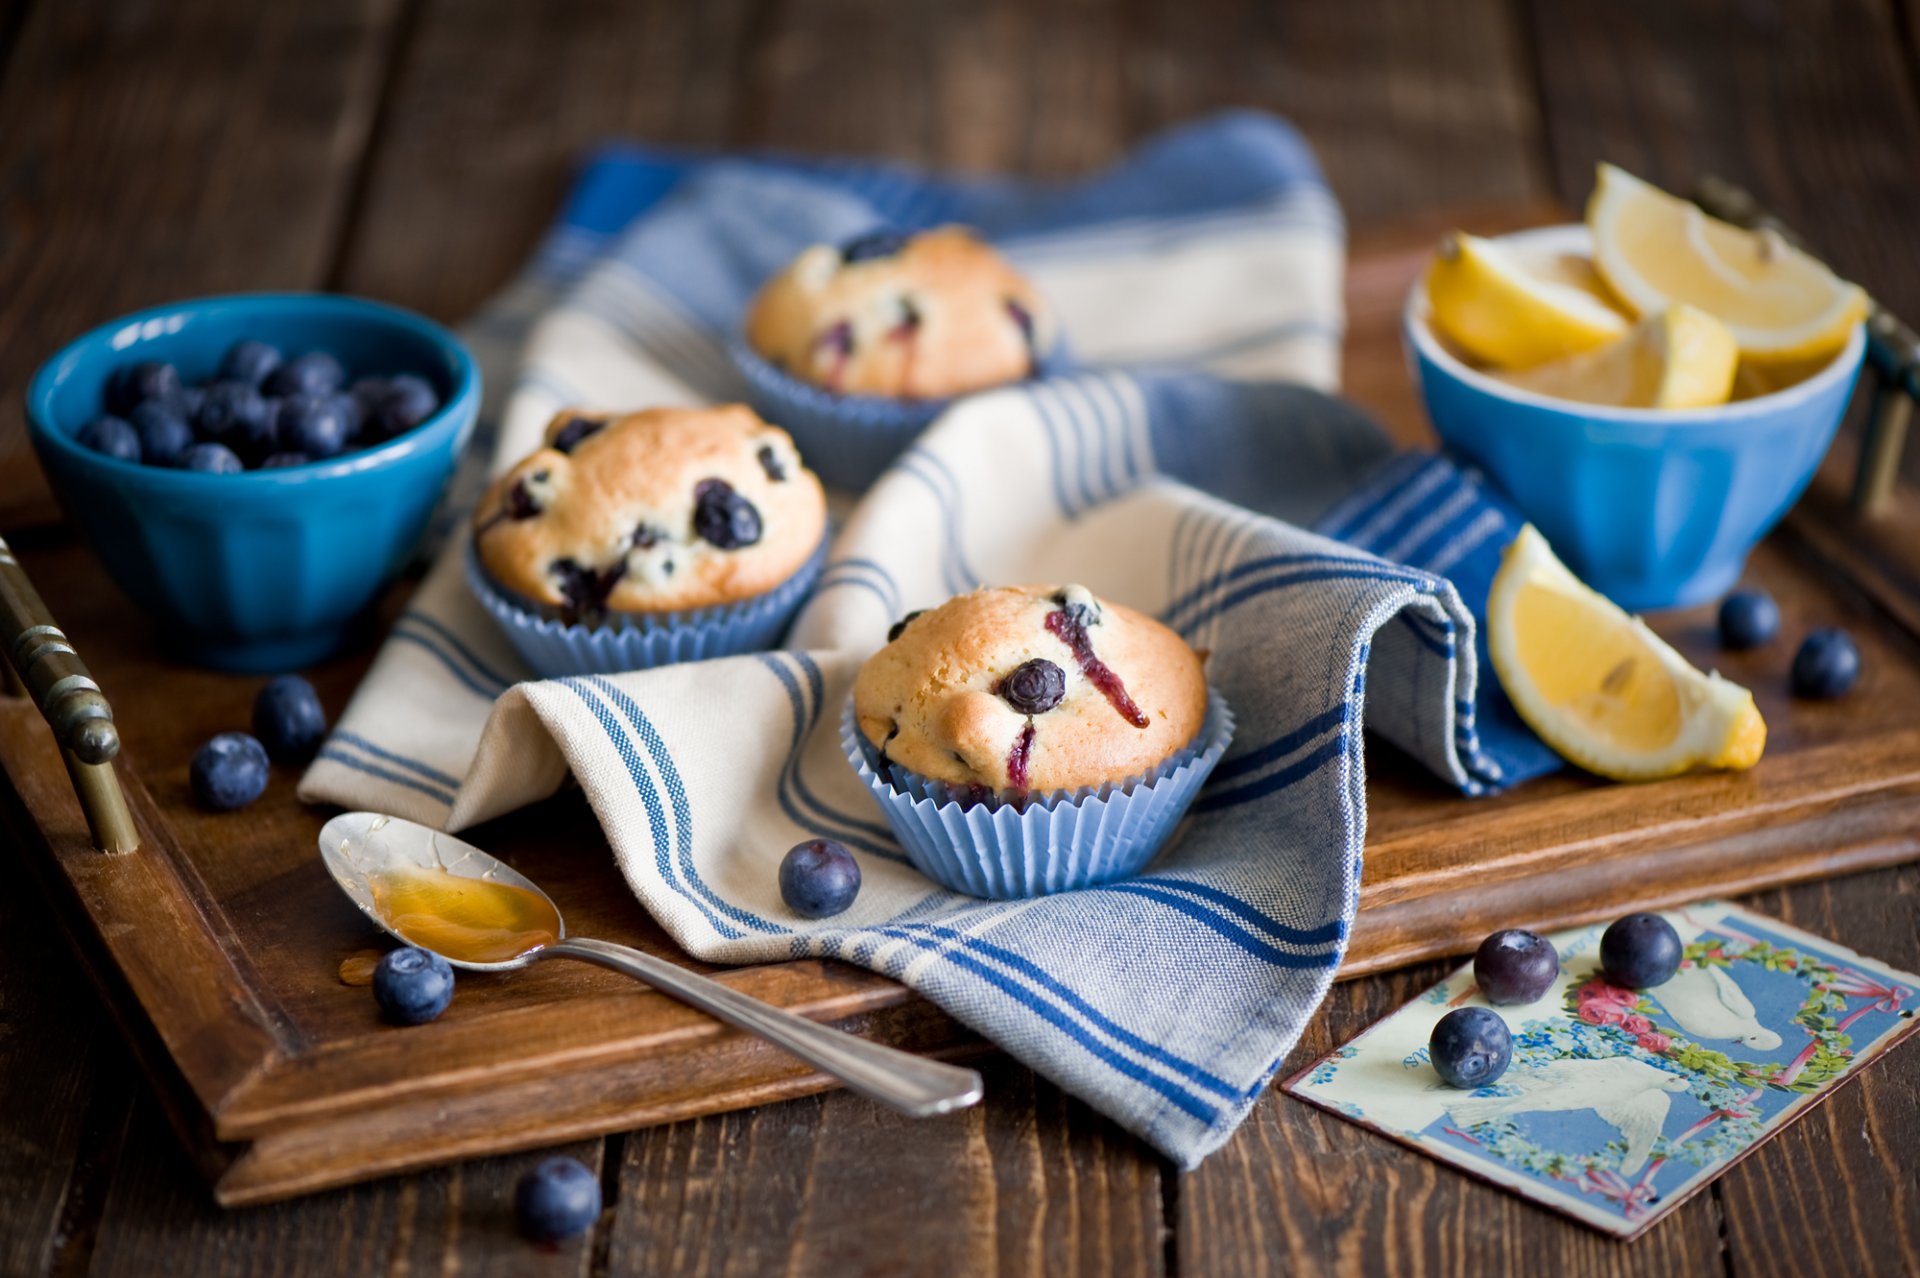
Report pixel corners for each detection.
[4,206,1918,1206]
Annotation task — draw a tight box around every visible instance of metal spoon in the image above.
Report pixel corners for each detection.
[318,811,982,1118]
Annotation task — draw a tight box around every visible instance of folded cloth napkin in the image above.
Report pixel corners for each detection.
[301,113,1556,1166]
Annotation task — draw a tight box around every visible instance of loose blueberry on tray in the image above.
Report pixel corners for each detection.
[1472,928,1559,1005]
[1791,627,1860,699]
[1717,588,1779,650]
[1599,912,1683,989]
[1429,1006,1512,1088]
[76,416,141,462]
[189,732,270,810]
[252,674,329,763]
[515,1156,602,1243]
[372,946,455,1025]
[778,839,861,918]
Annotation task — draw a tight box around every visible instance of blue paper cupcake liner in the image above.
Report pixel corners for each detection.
[729,338,1071,492]
[842,688,1234,899]
[466,535,826,677]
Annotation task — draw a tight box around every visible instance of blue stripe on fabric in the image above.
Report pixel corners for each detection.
[1193,732,1348,813]
[1132,878,1348,947]
[898,447,978,593]
[752,654,902,858]
[810,573,898,617]
[1086,374,1144,488]
[1030,385,1082,519]
[1312,452,1431,541]
[1095,884,1343,970]
[1396,613,1455,659]
[584,676,785,935]
[330,731,463,790]
[401,613,517,689]
[389,629,504,700]
[885,920,1242,1100]
[873,927,1221,1123]
[1209,703,1350,783]
[1177,567,1431,636]
[1161,552,1427,631]
[818,557,903,617]
[1057,380,1108,511]
[316,747,456,807]
[559,678,744,939]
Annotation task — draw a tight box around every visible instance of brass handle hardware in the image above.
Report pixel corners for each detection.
[1693,174,1913,519]
[0,536,138,853]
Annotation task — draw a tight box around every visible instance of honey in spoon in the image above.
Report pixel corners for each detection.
[366,863,561,965]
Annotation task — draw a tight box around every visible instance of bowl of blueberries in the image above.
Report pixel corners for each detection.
[27,293,480,671]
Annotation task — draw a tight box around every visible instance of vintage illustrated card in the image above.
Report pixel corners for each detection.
[1285,902,1920,1238]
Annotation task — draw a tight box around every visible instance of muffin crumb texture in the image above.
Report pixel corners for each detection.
[473,405,825,620]
[854,585,1208,793]
[746,226,1054,399]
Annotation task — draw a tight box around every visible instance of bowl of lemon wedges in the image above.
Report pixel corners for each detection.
[1405,164,1867,612]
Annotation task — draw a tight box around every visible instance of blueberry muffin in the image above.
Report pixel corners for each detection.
[473,405,825,623]
[854,584,1209,795]
[745,227,1055,400]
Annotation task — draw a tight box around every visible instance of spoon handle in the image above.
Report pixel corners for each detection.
[541,936,983,1118]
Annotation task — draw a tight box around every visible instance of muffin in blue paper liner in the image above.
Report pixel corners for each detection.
[467,404,829,676]
[842,688,1234,899]
[734,226,1063,491]
[467,534,826,677]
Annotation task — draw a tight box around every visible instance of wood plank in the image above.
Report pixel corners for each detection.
[1117,0,1547,224]
[331,0,758,325]
[1715,865,1920,1278]
[86,1100,604,1277]
[606,1056,1164,1278]
[0,0,404,531]
[1175,958,1730,1275]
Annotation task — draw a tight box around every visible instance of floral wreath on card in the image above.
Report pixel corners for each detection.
[1570,937,1857,1094]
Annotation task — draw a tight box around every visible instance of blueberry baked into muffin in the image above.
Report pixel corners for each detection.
[467,405,827,675]
[844,584,1230,898]
[732,227,1060,490]
[745,227,1055,399]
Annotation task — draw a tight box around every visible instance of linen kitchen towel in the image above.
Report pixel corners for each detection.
[302,113,1556,1166]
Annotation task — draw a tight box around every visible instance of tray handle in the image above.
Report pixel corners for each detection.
[0,536,139,854]
[1693,174,1915,518]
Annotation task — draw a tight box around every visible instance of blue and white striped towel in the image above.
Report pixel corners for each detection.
[300,113,1557,1167]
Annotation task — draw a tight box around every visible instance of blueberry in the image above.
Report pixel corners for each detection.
[372,946,455,1025]
[1000,658,1066,715]
[129,401,195,466]
[189,732,270,810]
[251,674,328,763]
[757,443,787,482]
[179,384,207,422]
[514,1156,601,1243]
[195,380,275,458]
[76,416,141,462]
[274,392,352,459]
[1718,589,1780,650]
[219,339,283,387]
[1600,912,1683,989]
[840,229,909,263]
[261,452,310,469]
[180,442,244,474]
[691,478,762,549]
[887,610,924,643]
[1429,1006,1513,1089]
[550,415,604,454]
[349,375,390,417]
[1791,627,1860,699]
[1472,929,1559,1005]
[368,374,440,440]
[778,839,861,918]
[104,360,182,415]
[264,350,345,398]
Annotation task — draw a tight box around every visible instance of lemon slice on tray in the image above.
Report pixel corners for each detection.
[1488,526,1766,781]
[1587,164,1867,365]
[1425,231,1629,369]
[1498,304,1738,409]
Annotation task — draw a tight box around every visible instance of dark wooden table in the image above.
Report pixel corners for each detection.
[3,3,1917,1275]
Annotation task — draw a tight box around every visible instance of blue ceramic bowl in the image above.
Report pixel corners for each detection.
[1404,224,1866,611]
[27,293,480,671]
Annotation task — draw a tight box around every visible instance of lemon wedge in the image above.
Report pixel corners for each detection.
[1498,304,1738,409]
[1487,525,1766,781]
[1586,164,1867,365]
[1425,231,1629,369]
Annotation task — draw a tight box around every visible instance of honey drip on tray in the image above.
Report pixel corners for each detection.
[366,864,561,965]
